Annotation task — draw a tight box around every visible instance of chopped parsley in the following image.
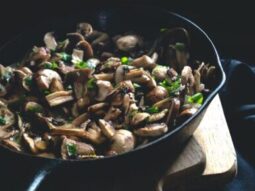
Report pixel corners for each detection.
[44,62,58,70]
[146,106,159,114]
[159,77,181,96]
[59,52,72,62]
[66,143,77,157]
[87,78,96,90]
[0,116,6,125]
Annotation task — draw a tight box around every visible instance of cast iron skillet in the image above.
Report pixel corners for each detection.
[0,6,225,191]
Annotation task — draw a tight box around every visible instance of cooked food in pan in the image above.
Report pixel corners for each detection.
[0,22,216,159]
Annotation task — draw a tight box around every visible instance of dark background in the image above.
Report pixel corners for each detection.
[0,0,254,64]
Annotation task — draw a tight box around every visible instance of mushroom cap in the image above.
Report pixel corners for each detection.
[116,35,141,52]
[95,80,113,101]
[146,86,168,104]
[109,129,135,154]
[77,23,93,37]
[134,123,168,137]
[35,69,62,90]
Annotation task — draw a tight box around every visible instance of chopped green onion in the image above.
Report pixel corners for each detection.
[146,106,159,114]
[0,116,6,125]
[187,93,204,105]
[44,62,58,70]
[66,143,77,157]
[121,57,130,65]
[159,77,181,96]
[74,61,96,69]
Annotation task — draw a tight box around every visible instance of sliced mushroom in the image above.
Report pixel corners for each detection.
[115,35,142,52]
[0,105,15,129]
[104,106,122,122]
[131,54,157,69]
[44,32,57,50]
[88,102,109,113]
[86,122,106,144]
[130,112,150,126]
[146,86,168,104]
[94,73,114,81]
[124,68,144,80]
[76,40,93,60]
[30,47,51,63]
[0,129,18,139]
[148,109,168,123]
[181,66,195,95]
[72,113,89,126]
[101,57,121,72]
[72,49,84,61]
[108,129,135,155]
[98,119,116,139]
[1,139,21,151]
[49,78,64,92]
[66,32,85,46]
[134,123,168,137]
[165,98,181,126]
[115,65,130,84]
[35,69,62,90]
[194,69,204,93]
[153,97,172,110]
[61,137,95,159]
[34,138,48,152]
[179,107,198,119]
[46,90,74,107]
[152,65,169,81]
[77,22,93,37]
[95,80,113,101]
[23,133,38,153]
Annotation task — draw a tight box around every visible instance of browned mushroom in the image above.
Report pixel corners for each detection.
[23,133,38,153]
[134,123,168,137]
[130,112,150,126]
[152,65,169,81]
[165,98,181,126]
[108,129,135,155]
[148,109,168,123]
[101,57,121,72]
[76,40,93,60]
[35,69,62,90]
[46,90,74,107]
[98,119,116,139]
[94,73,114,81]
[44,32,57,50]
[181,66,195,95]
[61,137,95,159]
[104,107,122,121]
[49,78,64,92]
[24,101,44,113]
[29,47,51,63]
[131,53,158,69]
[146,86,168,104]
[1,139,21,151]
[95,80,113,101]
[115,35,142,52]
[72,113,89,127]
[77,23,93,37]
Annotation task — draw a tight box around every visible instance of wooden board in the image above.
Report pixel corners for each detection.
[158,95,237,191]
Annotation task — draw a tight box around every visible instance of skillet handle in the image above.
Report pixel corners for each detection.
[26,160,62,191]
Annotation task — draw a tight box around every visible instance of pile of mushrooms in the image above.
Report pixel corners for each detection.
[0,22,216,160]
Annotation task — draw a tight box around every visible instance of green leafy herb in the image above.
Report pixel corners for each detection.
[146,106,159,114]
[187,93,204,105]
[44,62,58,70]
[59,52,72,62]
[0,116,6,125]
[24,76,33,87]
[66,143,77,157]
[175,42,186,52]
[74,61,89,69]
[87,78,96,90]
[159,77,181,95]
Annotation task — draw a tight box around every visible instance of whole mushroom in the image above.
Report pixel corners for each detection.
[146,86,168,104]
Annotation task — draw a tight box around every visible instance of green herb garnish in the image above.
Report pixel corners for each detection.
[133,83,141,89]
[44,62,58,70]
[159,77,181,96]
[66,143,77,157]
[27,106,43,113]
[0,116,6,125]
[146,106,159,114]
[87,78,96,90]
[59,52,72,62]
[160,28,167,32]
[74,61,89,69]
[187,93,204,105]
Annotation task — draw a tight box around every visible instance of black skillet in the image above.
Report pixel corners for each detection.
[0,5,225,191]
